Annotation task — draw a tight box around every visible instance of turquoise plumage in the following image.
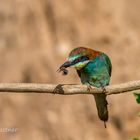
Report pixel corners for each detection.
[77,53,111,126]
[58,47,112,127]
[77,53,111,87]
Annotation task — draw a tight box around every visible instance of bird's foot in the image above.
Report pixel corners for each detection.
[87,85,92,92]
[101,86,106,93]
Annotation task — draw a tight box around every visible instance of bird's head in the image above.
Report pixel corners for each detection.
[59,47,100,70]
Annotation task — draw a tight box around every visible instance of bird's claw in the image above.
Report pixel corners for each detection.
[101,86,106,93]
[87,85,92,92]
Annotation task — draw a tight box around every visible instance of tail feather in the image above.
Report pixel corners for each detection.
[93,93,108,127]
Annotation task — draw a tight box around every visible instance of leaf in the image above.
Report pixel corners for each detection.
[132,138,139,140]
[133,93,140,104]
[138,111,140,117]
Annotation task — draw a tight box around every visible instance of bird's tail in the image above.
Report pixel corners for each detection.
[93,93,108,127]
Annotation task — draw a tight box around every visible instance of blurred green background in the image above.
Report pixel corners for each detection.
[0,0,140,139]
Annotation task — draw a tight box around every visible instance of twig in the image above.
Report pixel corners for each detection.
[0,80,139,95]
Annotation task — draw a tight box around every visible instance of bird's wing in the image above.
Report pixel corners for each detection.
[102,53,112,77]
[82,53,111,87]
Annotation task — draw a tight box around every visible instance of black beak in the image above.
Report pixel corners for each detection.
[59,61,72,69]
[57,60,72,73]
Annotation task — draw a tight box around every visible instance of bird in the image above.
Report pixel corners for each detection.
[58,47,112,127]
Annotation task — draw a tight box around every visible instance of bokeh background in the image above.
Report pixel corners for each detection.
[0,0,140,139]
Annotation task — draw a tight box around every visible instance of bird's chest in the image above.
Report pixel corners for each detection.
[78,65,96,84]
[76,54,111,87]
[78,62,108,87]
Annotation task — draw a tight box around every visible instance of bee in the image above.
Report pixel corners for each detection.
[57,67,68,75]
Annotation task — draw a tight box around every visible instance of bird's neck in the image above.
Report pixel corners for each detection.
[74,60,89,70]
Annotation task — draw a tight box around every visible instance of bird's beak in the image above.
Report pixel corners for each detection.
[59,60,73,68]
[57,60,72,73]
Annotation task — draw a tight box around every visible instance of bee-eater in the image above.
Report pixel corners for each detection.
[58,47,112,127]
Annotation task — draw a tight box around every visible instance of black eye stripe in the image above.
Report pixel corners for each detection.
[74,56,89,63]
[81,56,89,61]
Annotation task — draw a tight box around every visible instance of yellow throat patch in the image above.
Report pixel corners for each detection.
[74,61,89,70]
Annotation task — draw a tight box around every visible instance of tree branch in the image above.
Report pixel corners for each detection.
[0,80,139,95]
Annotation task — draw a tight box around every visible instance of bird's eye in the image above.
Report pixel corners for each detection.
[74,56,89,64]
[77,58,81,62]
[81,56,89,61]
[81,56,85,60]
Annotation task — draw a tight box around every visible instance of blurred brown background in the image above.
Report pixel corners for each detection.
[0,0,140,139]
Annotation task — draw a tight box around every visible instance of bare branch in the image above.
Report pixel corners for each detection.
[0,80,139,95]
